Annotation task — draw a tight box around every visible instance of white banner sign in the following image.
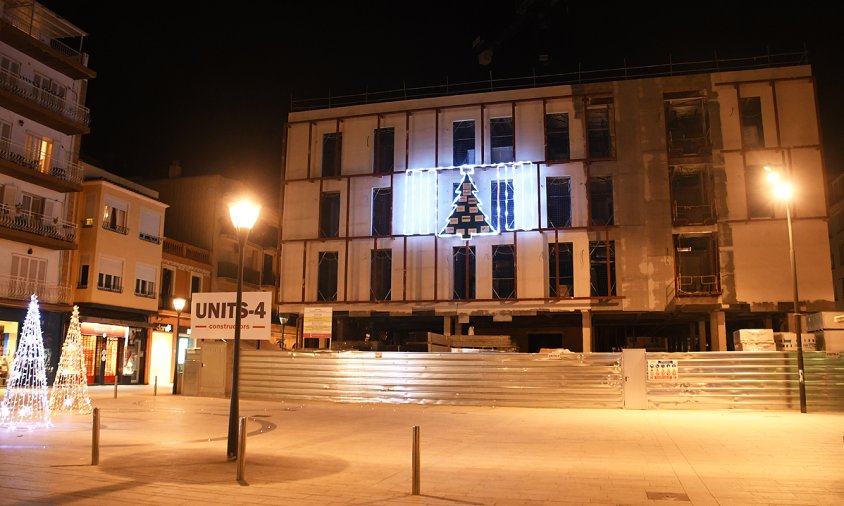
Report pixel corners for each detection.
[191,291,272,340]
[303,306,333,340]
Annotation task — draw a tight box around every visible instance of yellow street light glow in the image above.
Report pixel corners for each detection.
[173,297,186,312]
[773,182,793,201]
[229,200,260,230]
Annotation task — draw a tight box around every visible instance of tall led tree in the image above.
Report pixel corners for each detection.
[49,306,92,414]
[440,168,494,239]
[0,295,51,430]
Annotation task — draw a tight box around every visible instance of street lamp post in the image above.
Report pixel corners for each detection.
[226,199,260,460]
[766,167,807,413]
[172,297,186,395]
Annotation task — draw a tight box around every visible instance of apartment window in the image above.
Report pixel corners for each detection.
[453,120,475,165]
[322,132,342,176]
[161,267,174,305]
[25,134,53,174]
[741,97,764,149]
[0,55,21,79]
[490,117,514,163]
[546,177,572,228]
[262,253,275,286]
[0,120,10,153]
[103,198,128,234]
[665,96,708,157]
[78,255,90,288]
[139,209,161,243]
[453,245,476,300]
[490,179,515,231]
[135,264,157,298]
[492,245,515,299]
[373,127,395,174]
[19,191,45,216]
[674,234,720,296]
[545,113,570,162]
[191,273,202,296]
[97,257,123,293]
[589,176,614,226]
[319,192,340,238]
[589,241,616,297]
[10,254,46,294]
[746,165,774,218]
[372,187,392,236]
[587,100,615,158]
[670,165,716,225]
[370,249,392,301]
[317,252,339,301]
[548,243,574,297]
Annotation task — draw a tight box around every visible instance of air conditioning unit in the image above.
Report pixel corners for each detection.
[82,218,94,227]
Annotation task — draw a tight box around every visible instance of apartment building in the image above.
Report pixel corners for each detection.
[279,57,835,353]
[0,1,94,378]
[73,163,166,385]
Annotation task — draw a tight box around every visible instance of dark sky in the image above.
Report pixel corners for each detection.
[40,1,844,203]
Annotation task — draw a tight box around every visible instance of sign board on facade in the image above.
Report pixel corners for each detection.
[303,306,333,342]
[647,359,679,381]
[191,291,272,340]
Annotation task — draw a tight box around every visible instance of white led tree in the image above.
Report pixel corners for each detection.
[0,295,51,430]
[49,306,92,414]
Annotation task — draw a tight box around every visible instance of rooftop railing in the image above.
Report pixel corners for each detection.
[2,7,85,61]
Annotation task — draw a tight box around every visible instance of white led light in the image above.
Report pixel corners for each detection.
[49,305,93,415]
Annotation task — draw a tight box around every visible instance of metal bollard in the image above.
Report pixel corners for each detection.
[236,416,247,481]
[154,375,158,396]
[113,377,118,398]
[92,407,100,465]
[412,425,420,495]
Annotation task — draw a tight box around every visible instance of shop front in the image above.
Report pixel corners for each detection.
[79,320,148,385]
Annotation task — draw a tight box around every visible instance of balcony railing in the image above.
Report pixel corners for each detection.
[2,8,86,61]
[102,220,128,235]
[0,203,77,242]
[139,232,161,244]
[677,275,720,296]
[0,275,71,304]
[0,140,84,185]
[0,67,90,127]
[672,202,716,226]
[163,237,211,264]
[217,262,260,285]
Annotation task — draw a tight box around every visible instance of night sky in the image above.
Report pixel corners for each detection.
[39,1,844,204]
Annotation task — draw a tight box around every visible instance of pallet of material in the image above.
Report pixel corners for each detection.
[427,332,514,351]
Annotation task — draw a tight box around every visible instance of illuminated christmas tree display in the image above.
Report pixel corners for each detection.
[0,295,51,430]
[49,306,92,415]
[440,168,494,239]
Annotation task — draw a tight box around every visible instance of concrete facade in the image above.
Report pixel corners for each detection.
[279,63,834,353]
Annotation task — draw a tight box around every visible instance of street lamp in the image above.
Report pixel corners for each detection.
[765,166,807,413]
[172,297,186,395]
[226,199,260,460]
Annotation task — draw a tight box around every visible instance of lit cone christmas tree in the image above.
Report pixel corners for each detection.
[49,306,92,414]
[0,295,51,430]
[440,168,494,239]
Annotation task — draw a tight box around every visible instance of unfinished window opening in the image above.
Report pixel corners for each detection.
[740,97,764,149]
[587,99,615,158]
[317,251,339,301]
[745,165,774,218]
[589,176,614,226]
[322,132,342,176]
[319,192,340,238]
[670,165,716,225]
[370,249,392,301]
[665,96,708,157]
[372,187,392,236]
[589,240,616,297]
[453,245,476,300]
[674,234,720,296]
[490,117,514,163]
[545,113,570,162]
[490,179,515,231]
[492,244,515,299]
[546,177,572,228]
[548,242,573,297]
[453,120,475,165]
[373,127,395,174]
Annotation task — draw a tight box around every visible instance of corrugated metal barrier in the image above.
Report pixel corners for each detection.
[238,350,844,411]
[239,350,624,408]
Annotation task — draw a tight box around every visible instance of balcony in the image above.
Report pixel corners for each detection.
[0,141,83,192]
[0,4,96,80]
[162,237,210,265]
[672,202,716,226]
[0,68,91,135]
[217,261,260,286]
[102,220,128,235]
[0,275,71,305]
[676,275,721,296]
[0,203,77,249]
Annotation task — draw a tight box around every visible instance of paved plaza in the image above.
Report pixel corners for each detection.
[1,385,843,505]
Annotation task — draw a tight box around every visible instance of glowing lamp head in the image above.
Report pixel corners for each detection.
[229,199,260,231]
[173,297,186,312]
[773,181,794,201]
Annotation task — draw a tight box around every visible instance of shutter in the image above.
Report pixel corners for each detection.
[36,258,46,283]
[2,185,16,207]
[10,255,19,278]
[44,200,55,222]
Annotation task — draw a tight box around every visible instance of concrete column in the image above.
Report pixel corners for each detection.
[709,311,727,351]
[697,320,708,351]
[581,309,592,353]
[443,316,452,336]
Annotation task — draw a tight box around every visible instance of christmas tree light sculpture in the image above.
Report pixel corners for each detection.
[49,306,92,414]
[0,295,51,430]
[440,167,495,239]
